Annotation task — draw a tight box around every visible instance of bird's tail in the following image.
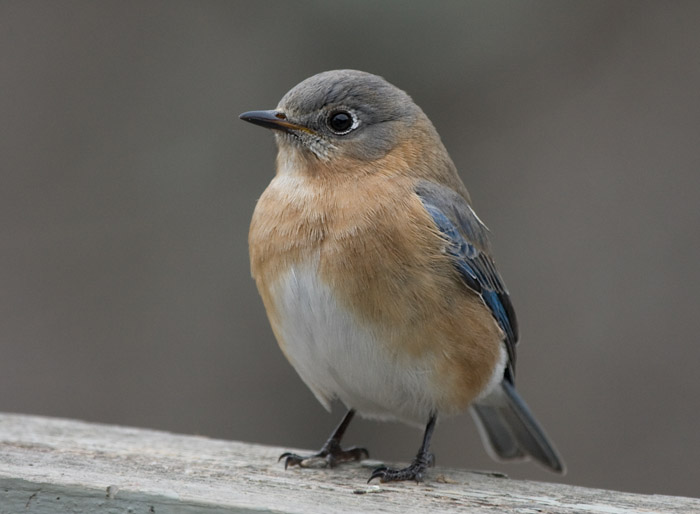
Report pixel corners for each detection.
[471,380,565,473]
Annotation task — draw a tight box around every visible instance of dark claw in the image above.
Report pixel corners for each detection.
[278,446,369,470]
[279,409,368,472]
[368,466,388,483]
[367,463,424,483]
[337,446,370,466]
[367,452,435,483]
[279,452,305,469]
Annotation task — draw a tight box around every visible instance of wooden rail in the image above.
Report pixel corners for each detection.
[0,414,696,513]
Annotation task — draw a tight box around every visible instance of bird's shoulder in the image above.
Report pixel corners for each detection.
[414,179,519,378]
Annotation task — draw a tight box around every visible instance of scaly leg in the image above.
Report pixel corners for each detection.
[280,409,369,469]
[368,412,437,483]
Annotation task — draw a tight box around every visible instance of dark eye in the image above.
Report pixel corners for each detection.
[327,110,355,134]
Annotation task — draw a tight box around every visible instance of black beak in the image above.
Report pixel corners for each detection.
[239,110,311,134]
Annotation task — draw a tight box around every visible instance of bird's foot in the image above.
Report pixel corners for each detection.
[368,451,435,483]
[280,440,369,469]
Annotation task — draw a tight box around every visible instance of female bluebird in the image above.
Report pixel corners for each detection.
[240,70,564,482]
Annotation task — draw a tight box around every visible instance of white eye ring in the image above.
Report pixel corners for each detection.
[327,109,360,135]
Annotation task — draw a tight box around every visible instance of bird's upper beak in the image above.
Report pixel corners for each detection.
[239,110,313,134]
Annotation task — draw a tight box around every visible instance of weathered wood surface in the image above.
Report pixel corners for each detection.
[0,414,697,513]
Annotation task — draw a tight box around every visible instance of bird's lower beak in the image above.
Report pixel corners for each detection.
[239,110,312,134]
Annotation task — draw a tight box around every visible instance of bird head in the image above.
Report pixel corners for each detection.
[240,70,426,163]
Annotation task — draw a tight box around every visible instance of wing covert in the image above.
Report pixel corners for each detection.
[416,181,519,381]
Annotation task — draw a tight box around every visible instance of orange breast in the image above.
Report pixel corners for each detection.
[249,153,503,415]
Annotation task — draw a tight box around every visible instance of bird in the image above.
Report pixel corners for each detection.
[240,69,564,483]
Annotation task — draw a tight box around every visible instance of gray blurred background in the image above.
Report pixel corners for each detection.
[1,0,699,499]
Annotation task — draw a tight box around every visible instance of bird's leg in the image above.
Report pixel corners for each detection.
[279,409,369,469]
[368,412,437,483]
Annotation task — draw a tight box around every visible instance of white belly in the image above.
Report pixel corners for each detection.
[272,263,442,426]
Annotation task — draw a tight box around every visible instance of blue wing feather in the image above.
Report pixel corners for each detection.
[416,181,518,381]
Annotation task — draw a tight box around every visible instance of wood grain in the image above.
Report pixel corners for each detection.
[0,414,696,513]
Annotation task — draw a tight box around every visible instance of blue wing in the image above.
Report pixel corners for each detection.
[415,181,518,381]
